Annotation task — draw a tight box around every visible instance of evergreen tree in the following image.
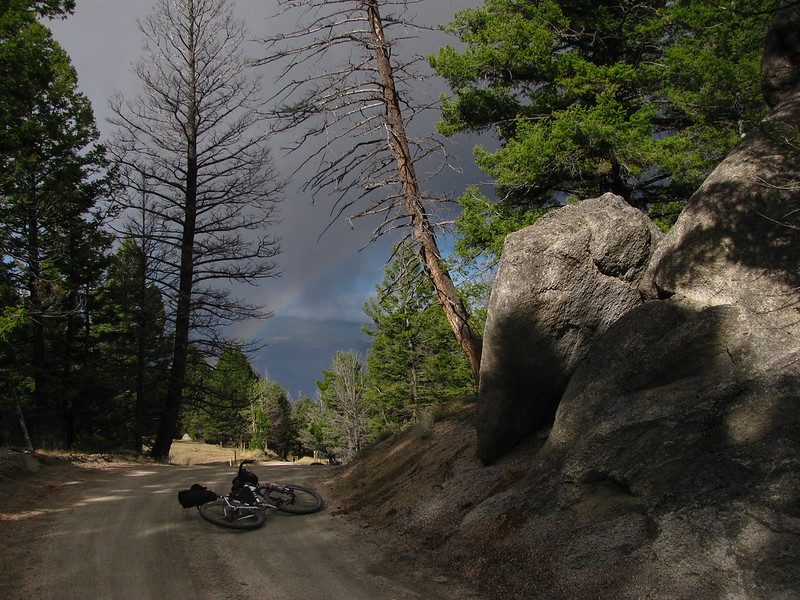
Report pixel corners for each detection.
[202,346,258,446]
[92,238,170,451]
[293,394,328,458]
[0,2,111,444]
[430,0,779,260]
[247,379,295,459]
[317,351,368,460]
[50,210,113,448]
[0,1,74,24]
[247,384,271,454]
[176,346,212,442]
[363,243,474,433]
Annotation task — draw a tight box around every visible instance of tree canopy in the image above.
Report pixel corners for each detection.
[430,0,779,258]
[0,0,73,27]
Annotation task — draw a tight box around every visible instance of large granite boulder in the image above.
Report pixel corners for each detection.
[457,3,800,597]
[552,301,799,520]
[462,300,800,599]
[477,193,662,463]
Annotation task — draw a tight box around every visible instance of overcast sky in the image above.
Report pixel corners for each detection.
[48,0,489,399]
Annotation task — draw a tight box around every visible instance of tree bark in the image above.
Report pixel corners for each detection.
[365,0,482,382]
[151,3,200,461]
[27,195,49,411]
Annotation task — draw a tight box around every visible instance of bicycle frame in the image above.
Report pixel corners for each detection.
[222,485,277,512]
[197,460,323,529]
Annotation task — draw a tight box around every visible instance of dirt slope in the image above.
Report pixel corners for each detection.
[327,403,547,596]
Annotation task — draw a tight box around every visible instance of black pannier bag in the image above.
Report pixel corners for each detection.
[178,483,218,508]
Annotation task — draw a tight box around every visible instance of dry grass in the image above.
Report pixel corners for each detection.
[167,440,272,465]
[2,440,289,474]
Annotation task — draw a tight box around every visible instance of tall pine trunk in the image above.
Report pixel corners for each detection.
[365,0,482,382]
[150,137,198,460]
[150,5,200,461]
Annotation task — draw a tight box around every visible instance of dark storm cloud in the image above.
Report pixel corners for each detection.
[49,0,487,397]
[251,316,371,400]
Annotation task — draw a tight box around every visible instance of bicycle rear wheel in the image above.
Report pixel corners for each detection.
[198,499,266,530]
[259,484,323,514]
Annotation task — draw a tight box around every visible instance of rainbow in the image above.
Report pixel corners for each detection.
[229,248,381,347]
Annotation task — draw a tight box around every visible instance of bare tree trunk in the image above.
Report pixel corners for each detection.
[151,243,193,459]
[151,4,200,462]
[365,0,482,381]
[123,0,281,460]
[15,392,34,452]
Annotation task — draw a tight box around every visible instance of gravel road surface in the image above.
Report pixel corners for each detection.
[7,462,450,600]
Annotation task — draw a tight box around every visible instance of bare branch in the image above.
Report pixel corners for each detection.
[109,0,285,459]
[259,0,482,380]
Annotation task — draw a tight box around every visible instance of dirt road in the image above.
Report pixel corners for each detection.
[2,461,458,600]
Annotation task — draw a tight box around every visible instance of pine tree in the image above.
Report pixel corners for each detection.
[92,238,170,451]
[317,351,368,460]
[0,3,111,443]
[203,346,258,446]
[247,380,295,459]
[363,243,474,433]
[430,0,779,260]
[293,394,328,458]
[109,0,283,460]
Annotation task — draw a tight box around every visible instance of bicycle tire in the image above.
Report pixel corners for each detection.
[259,484,323,514]
[198,499,267,530]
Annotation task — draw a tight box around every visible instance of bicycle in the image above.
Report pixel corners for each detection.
[196,460,324,530]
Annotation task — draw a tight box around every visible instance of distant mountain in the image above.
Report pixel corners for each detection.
[251,315,371,400]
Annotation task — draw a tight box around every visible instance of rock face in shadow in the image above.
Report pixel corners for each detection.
[645,0,800,334]
[477,193,662,463]
[465,300,800,599]
[467,2,800,597]
[645,93,800,335]
[762,0,800,108]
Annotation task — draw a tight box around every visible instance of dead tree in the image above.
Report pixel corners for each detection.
[109,0,283,460]
[260,0,482,382]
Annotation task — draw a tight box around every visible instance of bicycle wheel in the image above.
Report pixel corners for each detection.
[198,499,266,530]
[259,484,323,514]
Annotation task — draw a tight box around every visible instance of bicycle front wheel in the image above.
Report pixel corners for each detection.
[260,484,323,514]
[198,499,266,530]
